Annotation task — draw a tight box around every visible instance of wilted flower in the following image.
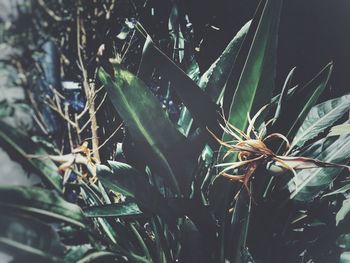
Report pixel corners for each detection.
[210,105,350,192]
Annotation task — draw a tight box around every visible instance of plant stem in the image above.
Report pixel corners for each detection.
[76,9,100,162]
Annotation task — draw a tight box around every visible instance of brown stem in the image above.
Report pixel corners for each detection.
[76,10,100,162]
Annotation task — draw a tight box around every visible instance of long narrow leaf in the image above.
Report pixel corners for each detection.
[138,35,218,134]
[0,186,85,228]
[289,134,350,201]
[291,94,350,149]
[98,65,195,195]
[283,63,333,148]
[0,120,62,192]
[220,1,283,262]
[83,201,144,218]
[0,214,65,263]
[96,162,176,223]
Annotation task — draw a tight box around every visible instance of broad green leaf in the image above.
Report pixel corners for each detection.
[291,94,350,149]
[83,200,144,218]
[178,20,251,135]
[0,186,85,228]
[64,245,91,263]
[210,0,281,208]
[0,214,64,263]
[289,134,350,202]
[337,198,350,227]
[221,1,267,115]
[137,35,218,135]
[199,20,251,101]
[329,123,350,137]
[98,65,195,195]
[222,0,282,145]
[97,162,176,223]
[340,252,350,263]
[336,234,350,249]
[215,0,283,262]
[283,63,333,145]
[0,120,62,192]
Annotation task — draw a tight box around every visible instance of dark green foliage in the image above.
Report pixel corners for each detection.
[1,0,350,262]
[0,120,62,192]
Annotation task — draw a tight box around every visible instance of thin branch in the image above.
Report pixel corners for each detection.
[77,10,101,161]
[44,99,77,127]
[95,122,123,153]
[78,92,107,134]
[36,0,64,21]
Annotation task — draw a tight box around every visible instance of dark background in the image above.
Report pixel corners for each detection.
[144,0,350,98]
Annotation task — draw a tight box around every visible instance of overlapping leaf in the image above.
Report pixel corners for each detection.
[138,34,218,135]
[97,162,176,222]
[98,65,195,195]
[0,120,62,192]
[291,94,350,149]
[0,186,85,227]
[0,214,65,263]
[289,134,350,202]
[178,20,251,135]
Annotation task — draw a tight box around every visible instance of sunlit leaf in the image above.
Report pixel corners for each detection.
[289,135,350,202]
[291,94,350,149]
[83,200,144,218]
[328,123,350,137]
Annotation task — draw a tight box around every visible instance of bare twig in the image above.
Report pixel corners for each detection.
[78,92,107,134]
[36,0,64,22]
[77,10,101,162]
[95,122,123,152]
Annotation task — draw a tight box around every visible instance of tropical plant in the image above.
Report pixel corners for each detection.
[0,0,349,262]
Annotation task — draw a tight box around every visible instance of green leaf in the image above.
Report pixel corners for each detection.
[64,245,91,263]
[65,245,120,263]
[337,198,350,227]
[0,186,85,228]
[284,63,333,144]
[222,0,282,144]
[0,120,62,192]
[340,252,350,263]
[96,162,176,222]
[273,67,297,122]
[0,100,14,118]
[289,134,350,202]
[291,94,350,149]
[322,183,350,198]
[138,35,218,135]
[214,0,283,262]
[210,0,282,211]
[0,214,65,263]
[336,234,350,249]
[83,200,144,218]
[177,20,251,135]
[329,123,350,137]
[199,20,251,101]
[98,65,195,195]
[75,251,118,263]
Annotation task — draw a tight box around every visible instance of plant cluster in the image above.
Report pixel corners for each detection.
[0,0,349,263]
